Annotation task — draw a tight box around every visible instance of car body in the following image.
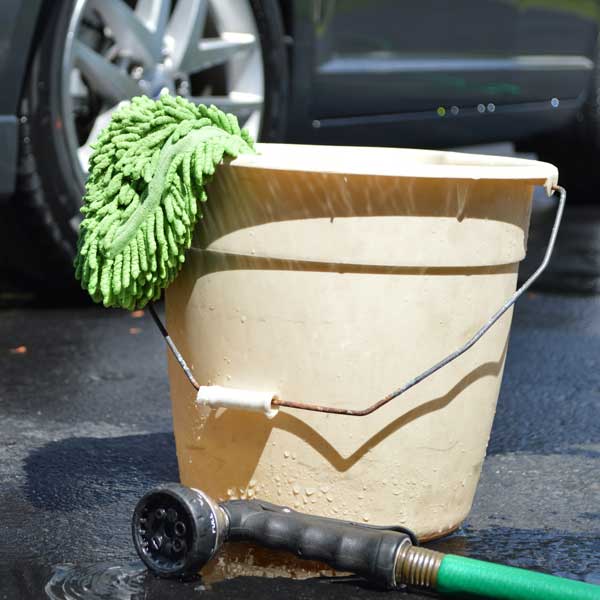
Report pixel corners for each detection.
[286,1,599,148]
[0,0,599,286]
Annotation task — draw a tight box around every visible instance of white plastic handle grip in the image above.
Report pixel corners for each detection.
[196,385,279,419]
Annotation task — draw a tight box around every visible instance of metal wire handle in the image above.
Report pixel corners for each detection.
[150,185,566,417]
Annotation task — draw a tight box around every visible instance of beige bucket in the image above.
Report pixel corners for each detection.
[165,144,558,574]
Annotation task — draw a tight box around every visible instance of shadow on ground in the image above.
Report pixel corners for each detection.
[24,432,178,511]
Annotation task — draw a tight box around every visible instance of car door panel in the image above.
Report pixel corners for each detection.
[308,0,599,120]
[311,0,517,118]
[511,2,599,105]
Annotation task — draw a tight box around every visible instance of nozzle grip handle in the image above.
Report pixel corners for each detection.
[222,500,410,588]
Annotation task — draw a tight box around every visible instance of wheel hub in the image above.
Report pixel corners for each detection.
[139,64,178,99]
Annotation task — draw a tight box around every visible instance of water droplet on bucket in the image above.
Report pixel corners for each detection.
[240,315,247,323]
[326,494,334,503]
[305,487,315,496]
[362,513,370,522]
[209,305,215,311]
[283,451,290,459]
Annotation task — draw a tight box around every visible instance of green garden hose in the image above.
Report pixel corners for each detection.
[434,553,599,599]
[396,545,599,599]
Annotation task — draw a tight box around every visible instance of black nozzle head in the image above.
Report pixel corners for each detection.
[132,483,225,578]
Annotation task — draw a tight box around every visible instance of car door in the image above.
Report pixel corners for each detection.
[511,1,599,107]
[310,0,519,118]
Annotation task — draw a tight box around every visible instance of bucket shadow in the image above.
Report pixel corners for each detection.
[205,345,507,476]
[271,356,506,472]
[23,432,178,511]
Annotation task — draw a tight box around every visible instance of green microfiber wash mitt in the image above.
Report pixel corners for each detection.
[74,94,255,310]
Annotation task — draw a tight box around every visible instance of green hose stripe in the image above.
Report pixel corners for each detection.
[106,126,231,258]
[437,555,600,600]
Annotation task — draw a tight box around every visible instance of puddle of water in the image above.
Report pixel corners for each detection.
[43,531,600,597]
[45,562,147,600]
[44,562,211,600]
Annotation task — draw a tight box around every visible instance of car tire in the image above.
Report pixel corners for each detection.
[14,0,288,294]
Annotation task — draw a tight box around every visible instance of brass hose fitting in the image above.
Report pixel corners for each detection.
[395,544,445,589]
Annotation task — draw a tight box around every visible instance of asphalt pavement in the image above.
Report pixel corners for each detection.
[2,145,600,599]
[3,291,600,600]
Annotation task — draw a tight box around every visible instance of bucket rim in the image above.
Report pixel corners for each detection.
[228,143,558,195]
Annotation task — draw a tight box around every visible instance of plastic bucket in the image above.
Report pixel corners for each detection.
[165,144,557,573]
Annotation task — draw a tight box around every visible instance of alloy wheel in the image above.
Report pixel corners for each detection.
[62,0,264,182]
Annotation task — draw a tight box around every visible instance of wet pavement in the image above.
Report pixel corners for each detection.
[2,150,600,599]
[2,289,600,599]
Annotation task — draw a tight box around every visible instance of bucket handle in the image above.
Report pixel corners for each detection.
[150,185,566,417]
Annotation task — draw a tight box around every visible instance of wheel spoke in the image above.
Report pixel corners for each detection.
[77,105,121,172]
[65,0,265,181]
[183,33,256,75]
[189,91,263,116]
[88,0,161,66]
[165,0,208,72]
[135,0,170,39]
[73,41,142,104]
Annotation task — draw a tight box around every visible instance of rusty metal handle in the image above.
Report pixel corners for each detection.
[150,185,566,417]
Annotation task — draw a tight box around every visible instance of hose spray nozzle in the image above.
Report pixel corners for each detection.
[132,483,419,587]
[132,483,600,599]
